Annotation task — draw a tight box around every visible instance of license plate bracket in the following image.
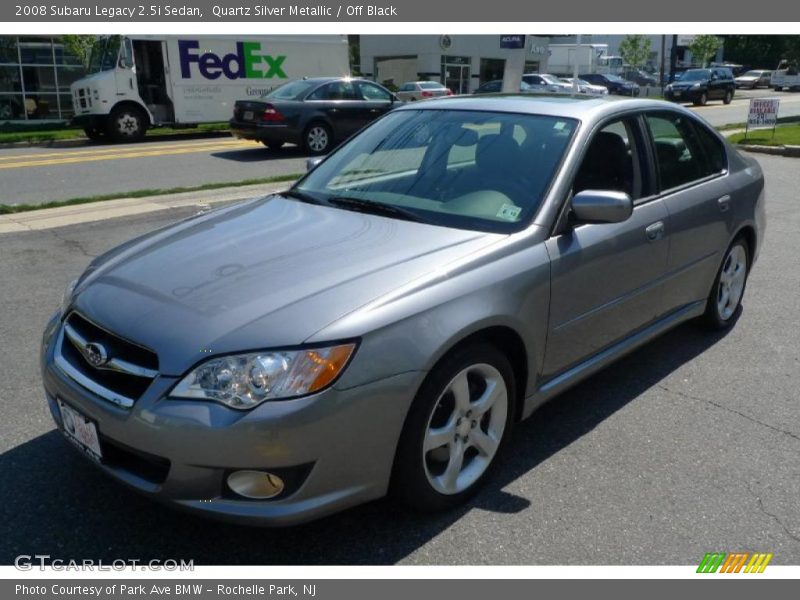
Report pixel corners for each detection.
[58,399,103,461]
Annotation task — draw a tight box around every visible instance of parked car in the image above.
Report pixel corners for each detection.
[44,95,764,525]
[522,73,573,93]
[396,81,453,101]
[735,70,772,89]
[621,68,658,87]
[229,77,399,155]
[579,73,641,96]
[559,77,609,95]
[665,67,736,106]
[473,79,533,94]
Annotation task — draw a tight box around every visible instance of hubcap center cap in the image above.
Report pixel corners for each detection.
[456,418,471,437]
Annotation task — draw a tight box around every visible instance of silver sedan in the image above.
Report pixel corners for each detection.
[42,95,765,525]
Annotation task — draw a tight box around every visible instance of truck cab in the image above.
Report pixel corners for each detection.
[71,36,172,142]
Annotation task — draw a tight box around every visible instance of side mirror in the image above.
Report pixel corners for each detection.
[571,190,633,224]
[306,157,323,172]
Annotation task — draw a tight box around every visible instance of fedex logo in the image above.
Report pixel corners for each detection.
[178,40,287,80]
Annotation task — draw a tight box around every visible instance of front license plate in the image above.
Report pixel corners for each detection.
[243,110,254,121]
[58,400,102,461]
[673,91,681,98]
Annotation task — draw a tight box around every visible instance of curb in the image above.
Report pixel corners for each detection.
[0,181,293,234]
[0,129,230,150]
[736,144,800,157]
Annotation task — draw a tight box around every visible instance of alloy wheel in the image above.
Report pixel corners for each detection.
[717,243,747,320]
[422,363,508,495]
[306,126,329,153]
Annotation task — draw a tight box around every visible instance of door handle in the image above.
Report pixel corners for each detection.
[369,108,379,113]
[718,195,731,213]
[645,221,665,241]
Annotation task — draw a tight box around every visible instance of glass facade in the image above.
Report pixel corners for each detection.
[0,36,84,122]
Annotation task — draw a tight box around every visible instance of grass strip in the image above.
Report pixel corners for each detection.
[727,123,800,146]
[0,173,300,215]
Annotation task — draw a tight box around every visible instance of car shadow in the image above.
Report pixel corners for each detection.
[211,145,307,163]
[0,318,734,566]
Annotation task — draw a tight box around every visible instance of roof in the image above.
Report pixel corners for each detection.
[394,93,691,122]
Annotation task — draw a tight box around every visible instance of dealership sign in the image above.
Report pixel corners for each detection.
[178,40,287,80]
[500,35,525,49]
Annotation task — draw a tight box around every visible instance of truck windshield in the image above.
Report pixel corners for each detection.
[87,36,121,73]
[294,109,578,234]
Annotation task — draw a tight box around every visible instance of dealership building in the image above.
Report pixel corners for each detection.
[359,35,551,93]
[0,36,85,122]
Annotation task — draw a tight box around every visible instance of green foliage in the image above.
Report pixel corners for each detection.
[619,35,652,69]
[61,35,97,71]
[689,35,722,68]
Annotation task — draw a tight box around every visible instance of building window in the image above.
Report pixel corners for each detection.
[0,35,84,121]
[479,58,505,85]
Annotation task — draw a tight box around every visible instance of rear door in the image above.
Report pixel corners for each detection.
[305,80,363,139]
[543,115,670,379]
[642,110,734,314]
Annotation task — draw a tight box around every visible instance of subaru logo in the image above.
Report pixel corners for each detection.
[82,342,108,368]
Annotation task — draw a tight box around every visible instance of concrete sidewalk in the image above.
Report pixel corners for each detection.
[0,181,291,234]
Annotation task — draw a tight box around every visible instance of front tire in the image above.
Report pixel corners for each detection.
[391,344,516,511]
[106,105,147,142]
[723,90,733,104]
[702,237,749,330]
[303,122,332,155]
[694,92,708,106]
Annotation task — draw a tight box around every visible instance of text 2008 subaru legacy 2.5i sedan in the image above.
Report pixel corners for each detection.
[41,94,765,525]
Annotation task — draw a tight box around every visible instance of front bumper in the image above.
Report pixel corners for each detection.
[664,88,703,102]
[40,313,421,526]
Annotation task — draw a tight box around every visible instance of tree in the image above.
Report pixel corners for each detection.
[61,35,97,72]
[689,35,722,68]
[619,35,652,70]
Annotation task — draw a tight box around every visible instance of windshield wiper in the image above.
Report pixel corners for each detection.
[327,196,427,223]
[282,189,325,205]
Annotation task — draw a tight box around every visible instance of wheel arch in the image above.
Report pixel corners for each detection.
[110,100,153,126]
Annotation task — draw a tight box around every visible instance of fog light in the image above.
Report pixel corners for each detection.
[227,470,285,499]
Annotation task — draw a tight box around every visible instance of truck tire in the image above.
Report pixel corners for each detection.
[83,127,104,142]
[107,105,148,142]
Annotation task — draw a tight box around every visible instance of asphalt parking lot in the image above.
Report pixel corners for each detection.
[0,152,798,566]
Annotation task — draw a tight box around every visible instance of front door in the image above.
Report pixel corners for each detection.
[443,58,471,95]
[543,117,670,379]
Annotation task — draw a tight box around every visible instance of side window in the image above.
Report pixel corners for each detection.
[308,81,357,101]
[645,112,722,191]
[573,118,642,199]
[691,121,727,174]
[358,82,391,101]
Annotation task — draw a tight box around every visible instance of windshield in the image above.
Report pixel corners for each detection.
[263,80,317,100]
[742,70,762,77]
[294,109,578,233]
[86,36,121,73]
[605,74,625,82]
[682,69,711,81]
[540,74,561,84]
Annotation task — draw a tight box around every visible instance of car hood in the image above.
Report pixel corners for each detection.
[72,195,502,375]
[671,80,706,88]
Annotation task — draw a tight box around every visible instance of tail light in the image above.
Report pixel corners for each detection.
[446,89,453,95]
[421,91,433,98]
[261,104,284,122]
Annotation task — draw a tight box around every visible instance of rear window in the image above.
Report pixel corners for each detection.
[420,82,445,90]
[264,80,317,100]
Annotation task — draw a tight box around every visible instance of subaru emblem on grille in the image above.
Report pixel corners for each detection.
[81,342,108,368]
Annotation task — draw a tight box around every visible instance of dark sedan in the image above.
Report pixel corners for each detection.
[579,73,641,96]
[230,77,399,155]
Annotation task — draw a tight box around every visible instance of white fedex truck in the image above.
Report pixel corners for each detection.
[70,35,350,141]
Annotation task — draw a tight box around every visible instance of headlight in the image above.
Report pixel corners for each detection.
[61,278,78,315]
[692,82,701,89]
[169,343,357,409]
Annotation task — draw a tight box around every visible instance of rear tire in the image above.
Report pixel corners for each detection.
[302,122,332,155]
[106,105,147,142]
[723,90,733,104]
[391,343,516,512]
[701,237,749,330]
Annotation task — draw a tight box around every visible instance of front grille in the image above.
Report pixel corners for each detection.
[100,436,170,484]
[55,312,159,409]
